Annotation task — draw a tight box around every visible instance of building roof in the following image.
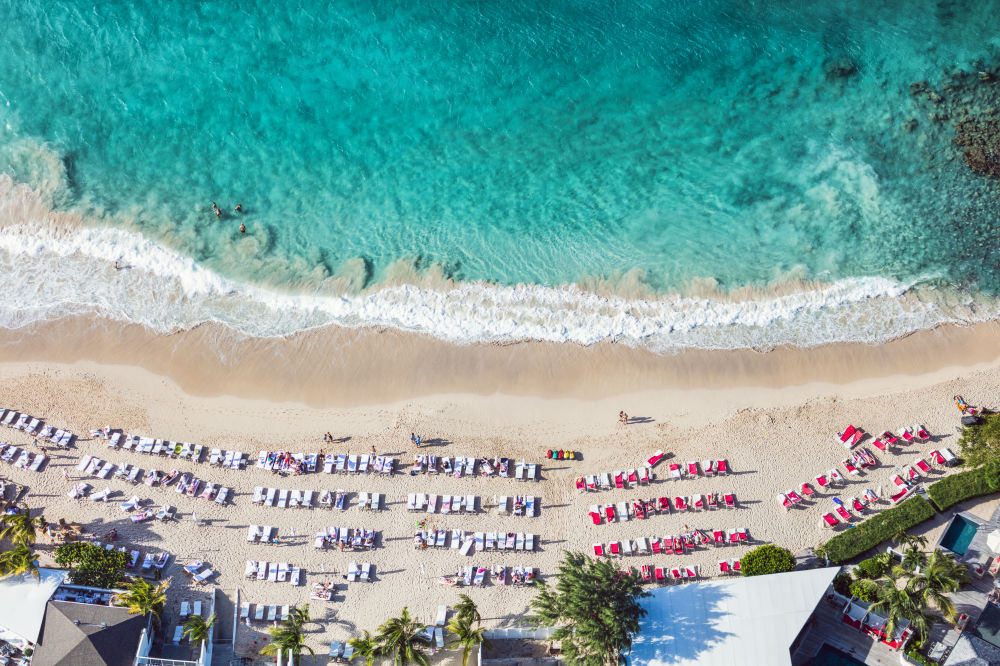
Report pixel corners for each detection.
[944,634,1000,666]
[31,601,146,666]
[0,567,66,644]
[629,567,839,666]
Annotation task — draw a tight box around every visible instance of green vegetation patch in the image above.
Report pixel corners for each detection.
[821,496,936,564]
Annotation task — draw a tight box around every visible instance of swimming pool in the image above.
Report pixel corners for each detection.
[812,644,868,666]
[940,515,979,556]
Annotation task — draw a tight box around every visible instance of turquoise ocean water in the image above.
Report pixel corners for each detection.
[0,0,999,349]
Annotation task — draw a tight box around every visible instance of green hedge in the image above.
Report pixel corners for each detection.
[821,496,936,564]
[926,467,997,511]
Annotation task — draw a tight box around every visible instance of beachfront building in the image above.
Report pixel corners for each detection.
[628,567,839,666]
[0,567,149,666]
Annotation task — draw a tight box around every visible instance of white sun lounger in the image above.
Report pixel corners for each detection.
[360,563,371,582]
[277,489,289,509]
[486,532,496,550]
[465,494,476,513]
[301,490,313,507]
[290,566,300,586]
[265,488,277,506]
[244,560,257,578]
[76,455,92,472]
[277,562,289,582]
[358,491,369,510]
[215,487,229,505]
[359,454,369,473]
[254,604,264,620]
[97,461,113,478]
[525,496,537,517]
[451,529,463,549]
[267,562,278,582]
[370,493,380,511]
[247,525,261,542]
[460,537,475,556]
[347,561,359,583]
[1,411,16,426]
[257,562,267,581]
[497,496,509,514]
[525,533,535,551]
[616,501,630,521]
[426,494,438,514]
[289,489,302,508]
[267,605,277,621]
[323,455,334,473]
[476,532,486,551]
[193,568,214,585]
[515,462,525,480]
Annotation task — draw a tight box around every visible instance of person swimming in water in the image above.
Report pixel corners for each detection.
[234,204,242,212]
[239,222,246,233]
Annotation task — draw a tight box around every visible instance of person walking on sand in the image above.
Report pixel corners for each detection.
[62,469,70,482]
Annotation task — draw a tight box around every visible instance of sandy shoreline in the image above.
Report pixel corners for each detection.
[0,348,998,657]
[0,315,998,406]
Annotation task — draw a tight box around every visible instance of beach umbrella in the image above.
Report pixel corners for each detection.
[987,530,1000,554]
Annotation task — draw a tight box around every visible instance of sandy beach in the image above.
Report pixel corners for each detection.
[0,328,997,657]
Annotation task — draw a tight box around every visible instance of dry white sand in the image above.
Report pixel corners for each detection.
[0,358,995,658]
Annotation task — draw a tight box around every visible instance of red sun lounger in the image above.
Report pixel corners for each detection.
[728,530,739,544]
[724,493,735,509]
[891,474,906,488]
[907,466,920,482]
[687,461,699,476]
[693,495,704,511]
[662,538,674,555]
[737,528,748,542]
[822,512,839,527]
[716,459,728,475]
[609,541,621,556]
[719,560,730,574]
[891,487,911,504]
[593,543,604,556]
[732,560,741,573]
[842,459,859,475]
[706,493,718,509]
[801,482,815,497]
[898,427,914,441]
[575,477,586,492]
[627,469,639,486]
[816,474,829,489]
[852,497,865,513]
[787,490,802,504]
[914,459,931,474]
[604,505,616,522]
[871,437,886,452]
[614,473,624,489]
[647,450,665,467]
[654,567,665,581]
[589,510,601,525]
[835,505,852,522]
[671,568,683,581]
[713,530,725,545]
[838,425,856,443]
[674,496,688,511]
[880,430,898,445]
[641,565,653,581]
[668,463,681,480]
[651,538,662,554]
[673,536,684,553]
[930,449,946,466]
[777,494,792,510]
[633,501,646,520]
[915,425,930,440]
[658,497,671,512]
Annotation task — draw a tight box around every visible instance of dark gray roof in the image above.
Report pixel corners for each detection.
[944,633,1000,666]
[31,601,146,666]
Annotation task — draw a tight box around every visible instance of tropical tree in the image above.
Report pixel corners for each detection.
[111,578,170,626]
[901,547,928,573]
[446,615,491,666]
[0,505,38,547]
[260,604,315,665]
[530,552,649,666]
[907,549,969,622]
[861,576,930,640]
[893,529,928,554]
[374,607,432,666]
[182,613,216,650]
[348,630,382,666]
[54,542,129,588]
[740,544,796,577]
[454,594,481,626]
[0,544,38,578]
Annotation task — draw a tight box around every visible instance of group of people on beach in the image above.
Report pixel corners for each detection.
[211,201,246,233]
[618,410,629,426]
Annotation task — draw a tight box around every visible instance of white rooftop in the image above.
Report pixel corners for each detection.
[0,567,66,644]
[630,567,839,666]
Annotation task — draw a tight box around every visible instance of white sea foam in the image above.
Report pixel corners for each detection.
[0,177,993,351]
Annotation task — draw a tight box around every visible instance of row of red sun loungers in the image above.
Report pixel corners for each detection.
[589,493,736,524]
[576,459,730,492]
[621,564,702,583]
[838,424,931,450]
[594,529,749,558]
[841,601,912,650]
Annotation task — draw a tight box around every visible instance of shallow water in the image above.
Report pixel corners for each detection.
[1,1,999,349]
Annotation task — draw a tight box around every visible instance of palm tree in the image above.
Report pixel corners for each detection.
[348,630,382,666]
[865,576,930,639]
[111,578,170,626]
[260,604,315,665]
[0,545,38,578]
[907,549,969,623]
[901,546,928,573]
[446,615,491,666]
[182,613,216,650]
[0,505,37,547]
[453,594,481,626]
[893,529,928,553]
[375,607,432,666]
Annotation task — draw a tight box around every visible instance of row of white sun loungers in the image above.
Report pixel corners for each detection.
[257,451,319,474]
[345,561,374,583]
[239,603,293,622]
[1,444,46,472]
[106,435,221,465]
[406,493,479,513]
[316,527,379,550]
[245,560,301,585]
[1,410,74,447]
[497,495,537,517]
[246,525,276,543]
[473,531,536,552]
[307,452,395,475]
[439,565,536,587]
[252,487,319,509]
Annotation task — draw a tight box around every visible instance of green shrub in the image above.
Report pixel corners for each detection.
[958,412,1000,468]
[739,544,796,577]
[833,571,852,596]
[54,542,128,588]
[821,496,936,564]
[855,555,890,579]
[927,468,995,511]
[849,579,879,602]
[905,645,936,666]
